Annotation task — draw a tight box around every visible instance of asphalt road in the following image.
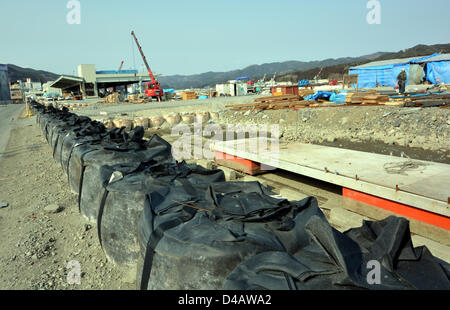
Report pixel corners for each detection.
[0,104,24,162]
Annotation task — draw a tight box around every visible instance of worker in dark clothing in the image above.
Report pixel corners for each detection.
[397,68,407,95]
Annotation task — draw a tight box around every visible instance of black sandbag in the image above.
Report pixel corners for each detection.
[37,106,51,131]
[33,101,44,124]
[137,181,317,290]
[222,216,450,290]
[67,141,104,195]
[43,107,69,143]
[99,161,225,267]
[46,107,74,147]
[39,113,54,141]
[66,127,127,194]
[54,118,103,167]
[60,122,107,175]
[35,104,56,137]
[78,134,173,222]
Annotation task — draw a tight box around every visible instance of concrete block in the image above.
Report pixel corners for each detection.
[195,159,215,169]
[330,207,369,231]
[242,175,273,191]
[219,166,239,181]
[411,235,450,264]
[279,188,308,201]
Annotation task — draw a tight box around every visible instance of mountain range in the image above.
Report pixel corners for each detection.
[3,43,450,89]
[6,64,59,84]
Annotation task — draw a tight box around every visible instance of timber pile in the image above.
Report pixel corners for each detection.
[125,94,147,104]
[380,94,450,108]
[402,94,450,108]
[298,89,315,97]
[345,92,389,104]
[182,92,197,101]
[227,94,314,111]
[104,93,124,104]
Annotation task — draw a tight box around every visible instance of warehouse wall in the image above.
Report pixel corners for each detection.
[0,65,11,103]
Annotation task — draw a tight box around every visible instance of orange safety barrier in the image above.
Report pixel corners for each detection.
[343,188,450,230]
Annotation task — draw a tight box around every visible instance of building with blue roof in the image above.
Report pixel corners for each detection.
[349,53,450,88]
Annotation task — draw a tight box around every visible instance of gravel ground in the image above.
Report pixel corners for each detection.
[77,101,450,164]
[0,110,135,290]
[217,106,450,164]
[0,104,23,158]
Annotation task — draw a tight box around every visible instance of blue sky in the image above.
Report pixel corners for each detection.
[0,0,449,76]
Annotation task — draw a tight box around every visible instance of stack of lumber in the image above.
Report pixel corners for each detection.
[402,94,450,108]
[104,93,124,104]
[227,94,314,111]
[125,94,147,104]
[360,94,390,104]
[182,92,197,101]
[298,89,315,97]
[345,92,388,104]
[127,94,138,101]
[378,93,450,107]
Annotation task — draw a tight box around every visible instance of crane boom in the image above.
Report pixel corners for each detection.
[131,30,157,84]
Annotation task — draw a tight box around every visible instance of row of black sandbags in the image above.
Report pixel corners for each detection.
[31,101,450,290]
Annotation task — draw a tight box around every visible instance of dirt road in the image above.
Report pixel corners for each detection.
[0,104,24,162]
[0,110,135,290]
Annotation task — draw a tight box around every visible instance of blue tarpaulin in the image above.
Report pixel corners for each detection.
[96,70,138,74]
[350,64,410,88]
[305,91,335,101]
[299,79,310,87]
[329,93,347,103]
[426,61,450,84]
[43,93,60,98]
[349,53,449,88]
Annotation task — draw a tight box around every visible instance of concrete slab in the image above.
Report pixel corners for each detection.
[279,188,309,202]
[211,138,450,218]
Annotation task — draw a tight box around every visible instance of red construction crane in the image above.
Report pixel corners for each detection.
[118,60,124,71]
[131,30,163,102]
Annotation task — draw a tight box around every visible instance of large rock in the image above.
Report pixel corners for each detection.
[133,117,149,130]
[196,112,210,123]
[181,113,195,124]
[150,116,165,128]
[165,113,181,126]
[44,204,64,214]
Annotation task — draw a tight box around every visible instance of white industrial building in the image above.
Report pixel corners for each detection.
[216,80,248,97]
[49,64,152,98]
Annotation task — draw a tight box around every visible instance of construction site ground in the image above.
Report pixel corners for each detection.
[0,102,449,290]
[75,96,450,163]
